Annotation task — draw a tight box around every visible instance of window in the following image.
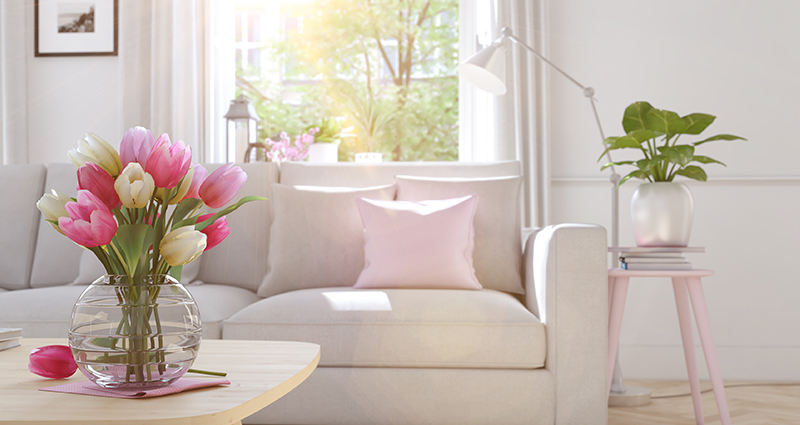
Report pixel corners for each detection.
[233,0,459,161]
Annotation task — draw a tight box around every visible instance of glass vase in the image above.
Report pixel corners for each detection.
[68,274,202,389]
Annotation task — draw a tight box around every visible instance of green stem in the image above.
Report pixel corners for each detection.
[109,242,131,276]
[187,368,228,377]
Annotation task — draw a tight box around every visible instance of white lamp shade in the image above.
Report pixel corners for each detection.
[458,41,507,95]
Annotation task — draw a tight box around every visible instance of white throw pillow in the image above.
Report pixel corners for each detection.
[395,175,524,294]
[72,249,201,285]
[258,183,397,298]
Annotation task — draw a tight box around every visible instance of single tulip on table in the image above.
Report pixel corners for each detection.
[29,345,77,379]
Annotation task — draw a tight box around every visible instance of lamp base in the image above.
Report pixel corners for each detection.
[608,385,652,407]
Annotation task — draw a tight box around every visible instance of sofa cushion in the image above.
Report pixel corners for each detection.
[0,284,258,339]
[395,175,524,294]
[279,161,522,187]
[258,183,396,298]
[224,287,546,369]
[0,164,46,290]
[197,162,278,292]
[29,163,83,288]
[354,195,482,290]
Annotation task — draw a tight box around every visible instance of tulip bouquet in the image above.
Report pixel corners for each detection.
[36,127,263,386]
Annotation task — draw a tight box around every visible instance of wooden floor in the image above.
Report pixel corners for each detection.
[609,380,800,424]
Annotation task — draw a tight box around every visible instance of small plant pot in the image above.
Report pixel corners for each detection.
[354,152,383,163]
[308,143,338,163]
[630,182,694,247]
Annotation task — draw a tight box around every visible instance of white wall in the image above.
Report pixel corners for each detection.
[547,0,800,380]
[18,0,122,165]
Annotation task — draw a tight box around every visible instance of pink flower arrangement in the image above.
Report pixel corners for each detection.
[265,128,318,162]
[37,128,265,279]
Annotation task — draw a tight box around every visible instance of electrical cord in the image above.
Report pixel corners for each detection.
[651,382,800,399]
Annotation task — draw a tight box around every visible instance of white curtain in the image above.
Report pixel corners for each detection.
[459,0,549,228]
[0,0,28,165]
[120,0,206,161]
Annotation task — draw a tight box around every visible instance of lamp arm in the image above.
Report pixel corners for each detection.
[501,29,620,248]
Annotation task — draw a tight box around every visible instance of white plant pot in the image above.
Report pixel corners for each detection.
[308,143,338,163]
[630,182,694,247]
[354,152,383,163]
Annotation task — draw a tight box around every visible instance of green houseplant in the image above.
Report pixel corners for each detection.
[599,101,746,186]
[600,101,746,246]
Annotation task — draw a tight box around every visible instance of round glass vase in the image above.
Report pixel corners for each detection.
[68,274,202,389]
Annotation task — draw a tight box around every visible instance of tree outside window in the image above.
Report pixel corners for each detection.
[235,0,458,161]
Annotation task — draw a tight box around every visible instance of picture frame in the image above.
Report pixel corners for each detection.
[35,0,118,57]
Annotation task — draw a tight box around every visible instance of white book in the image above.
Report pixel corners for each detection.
[623,262,693,270]
[620,252,685,259]
[0,338,20,351]
[610,246,705,254]
[0,328,22,340]
[621,257,686,263]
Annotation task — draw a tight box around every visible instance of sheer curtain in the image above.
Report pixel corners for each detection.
[0,0,28,165]
[120,0,208,161]
[459,0,549,228]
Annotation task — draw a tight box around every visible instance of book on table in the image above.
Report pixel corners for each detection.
[622,262,693,270]
[611,246,702,271]
[0,338,20,351]
[0,328,22,352]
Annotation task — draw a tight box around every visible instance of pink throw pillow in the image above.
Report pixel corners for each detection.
[353,194,482,290]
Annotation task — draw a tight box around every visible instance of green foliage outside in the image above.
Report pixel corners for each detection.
[236,0,459,161]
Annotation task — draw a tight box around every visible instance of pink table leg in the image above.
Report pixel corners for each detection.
[686,277,732,425]
[607,276,629,396]
[672,277,705,425]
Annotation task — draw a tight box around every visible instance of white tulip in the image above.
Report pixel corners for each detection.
[160,227,207,267]
[115,163,155,209]
[36,190,72,233]
[67,133,122,177]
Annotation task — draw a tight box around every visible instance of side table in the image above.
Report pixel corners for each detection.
[607,268,731,425]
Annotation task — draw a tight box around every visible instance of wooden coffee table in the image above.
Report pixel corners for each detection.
[0,338,320,425]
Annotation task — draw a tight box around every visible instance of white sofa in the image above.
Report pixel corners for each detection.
[0,160,608,425]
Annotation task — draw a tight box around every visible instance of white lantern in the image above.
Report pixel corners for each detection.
[224,95,261,162]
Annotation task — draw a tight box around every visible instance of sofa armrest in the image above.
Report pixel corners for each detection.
[523,223,607,425]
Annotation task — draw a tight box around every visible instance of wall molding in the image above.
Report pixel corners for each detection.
[551,176,800,186]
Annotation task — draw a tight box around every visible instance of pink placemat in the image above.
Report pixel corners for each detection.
[40,378,231,398]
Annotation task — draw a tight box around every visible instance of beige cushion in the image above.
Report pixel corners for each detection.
[29,163,83,288]
[279,161,522,187]
[197,162,278,292]
[224,287,546,369]
[0,164,46,290]
[257,184,396,298]
[0,284,258,339]
[395,175,524,294]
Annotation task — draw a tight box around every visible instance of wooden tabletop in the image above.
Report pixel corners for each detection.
[0,338,320,425]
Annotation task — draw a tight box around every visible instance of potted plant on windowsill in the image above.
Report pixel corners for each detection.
[599,101,746,247]
[307,118,353,163]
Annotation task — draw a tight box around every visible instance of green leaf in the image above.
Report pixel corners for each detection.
[169,265,183,283]
[600,160,634,171]
[173,196,268,231]
[171,198,203,227]
[691,155,726,166]
[674,165,708,181]
[618,169,650,186]
[628,129,657,143]
[597,136,644,161]
[646,109,688,134]
[658,145,695,167]
[622,101,654,133]
[602,136,620,145]
[693,134,747,145]
[681,113,716,135]
[114,224,155,276]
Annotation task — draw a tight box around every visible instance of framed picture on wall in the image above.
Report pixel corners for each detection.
[35,0,118,57]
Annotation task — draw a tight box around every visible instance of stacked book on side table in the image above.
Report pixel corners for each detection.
[609,246,705,270]
[0,328,22,351]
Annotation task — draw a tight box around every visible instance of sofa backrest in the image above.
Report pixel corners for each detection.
[279,161,522,187]
[29,163,84,288]
[196,162,279,292]
[0,164,46,290]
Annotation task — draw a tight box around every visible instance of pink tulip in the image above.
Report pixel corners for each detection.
[182,164,208,201]
[119,126,156,169]
[29,345,77,379]
[77,162,120,210]
[197,213,230,251]
[58,190,118,248]
[145,134,192,189]
[199,163,247,208]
